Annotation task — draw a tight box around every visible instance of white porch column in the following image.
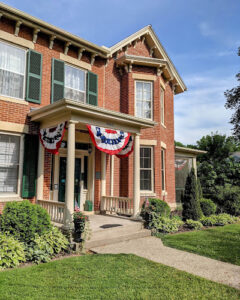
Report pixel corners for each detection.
[101,151,106,197]
[36,142,44,201]
[110,155,114,196]
[64,121,76,228]
[133,133,140,217]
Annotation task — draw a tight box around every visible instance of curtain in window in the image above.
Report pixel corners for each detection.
[0,41,26,99]
[0,134,20,193]
[65,65,85,102]
[136,82,152,119]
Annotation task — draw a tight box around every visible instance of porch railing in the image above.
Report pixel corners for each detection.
[101,196,133,216]
[38,200,65,224]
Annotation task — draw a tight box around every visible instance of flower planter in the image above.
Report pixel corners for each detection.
[73,219,85,243]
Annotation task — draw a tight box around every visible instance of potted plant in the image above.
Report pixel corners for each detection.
[73,209,88,243]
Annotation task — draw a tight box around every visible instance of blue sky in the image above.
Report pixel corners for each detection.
[3,0,240,144]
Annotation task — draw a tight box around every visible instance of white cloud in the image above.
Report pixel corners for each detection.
[199,22,216,37]
[174,74,236,145]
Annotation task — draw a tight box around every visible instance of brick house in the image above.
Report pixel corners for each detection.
[0,3,186,227]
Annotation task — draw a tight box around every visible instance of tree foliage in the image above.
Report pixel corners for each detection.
[224,47,240,139]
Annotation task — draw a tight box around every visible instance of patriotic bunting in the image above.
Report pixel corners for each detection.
[87,124,130,155]
[39,122,66,154]
[116,136,134,158]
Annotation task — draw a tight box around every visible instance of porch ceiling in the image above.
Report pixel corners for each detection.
[28,98,157,133]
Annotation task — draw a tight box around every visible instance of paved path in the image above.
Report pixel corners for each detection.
[91,236,240,290]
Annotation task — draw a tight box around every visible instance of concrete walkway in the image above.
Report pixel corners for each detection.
[91,236,240,290]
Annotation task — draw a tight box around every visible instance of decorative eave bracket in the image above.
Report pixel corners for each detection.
[14,20,22,36]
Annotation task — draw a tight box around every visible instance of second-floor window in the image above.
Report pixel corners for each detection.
[135,81,153,120]
[0,41,26,100]
[64,64,86,102]
[160,87,165,125]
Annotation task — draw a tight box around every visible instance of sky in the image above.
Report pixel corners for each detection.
[3,0,240,144]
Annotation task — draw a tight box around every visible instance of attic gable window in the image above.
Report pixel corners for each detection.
[135,81,153,120]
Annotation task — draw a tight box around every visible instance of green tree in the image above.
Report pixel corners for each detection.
[196,132,239,164]
[224,47,240,139]
[182,168,202,220]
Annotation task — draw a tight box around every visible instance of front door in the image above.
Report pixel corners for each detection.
[58,157,83,208]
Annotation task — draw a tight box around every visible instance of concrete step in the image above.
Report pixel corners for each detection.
[90,221,143,241]
[86,229,151,249]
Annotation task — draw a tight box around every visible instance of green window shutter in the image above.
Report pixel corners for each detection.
[26,50,42,103]
[87,71,98,106]
[51,58,65,103]
[22,135,39,198]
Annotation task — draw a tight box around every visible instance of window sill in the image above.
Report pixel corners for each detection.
[0,196,23,203]
[140,192,156,197]
[0,95,29,106]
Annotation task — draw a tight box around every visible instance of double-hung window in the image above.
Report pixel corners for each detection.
[0,41,26,100]
[0,134,21,194]
[161,149,166,191]
[64,64,86,102]
[140,146,154,191]
[160,87,165,125]
[135,81,153,120]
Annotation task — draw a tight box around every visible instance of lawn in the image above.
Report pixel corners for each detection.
[162,224,240,265]
[0,254,239,300]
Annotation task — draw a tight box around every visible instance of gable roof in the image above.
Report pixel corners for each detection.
[107,25,186,94]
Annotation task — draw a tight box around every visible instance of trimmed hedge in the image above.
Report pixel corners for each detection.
[0,200,52,244]
[200,198,217,216]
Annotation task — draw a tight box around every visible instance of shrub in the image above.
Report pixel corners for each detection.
[150,213,184,234]
[0,233,26,269]
[185,219,203,230]
[25,227,69,264]
[141,198,171,227]
[0,200,52,244]
[217,186,240,216]
[200,213,238,226]
[215,213,237,226]
[200,198,217,216]
[200,215,218,226]
[182,169,203,220]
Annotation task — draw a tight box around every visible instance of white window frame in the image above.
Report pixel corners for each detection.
[0,40,27,101]
[160,87,165,126]
[64,63,87,103]
[161,148,166,192]
[140,146,154,193]
[135,80,153,120]
[0,132,24,198]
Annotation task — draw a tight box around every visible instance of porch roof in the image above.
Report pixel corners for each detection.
[28,98,157,133]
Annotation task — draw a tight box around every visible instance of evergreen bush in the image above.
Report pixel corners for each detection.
[200,198,217,216]
[0,200,52,244]
[182,169,203,220]
[141,198,171,227]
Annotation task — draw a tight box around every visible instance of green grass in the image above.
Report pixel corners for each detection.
[162,224,240,265]
[0,254,239,300]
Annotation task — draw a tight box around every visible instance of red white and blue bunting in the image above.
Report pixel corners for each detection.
[87,124,131,155]
[116,136,134,158]
[39,122,66,154]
